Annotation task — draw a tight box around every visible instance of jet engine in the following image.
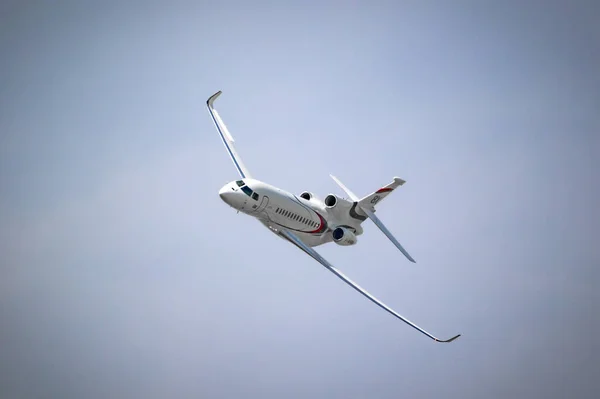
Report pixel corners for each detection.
[332,226,357,246]
[324,194,341,207]
[300,191,314,201]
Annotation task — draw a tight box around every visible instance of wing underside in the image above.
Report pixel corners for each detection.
[206,91,252,179]
[277,228,460,343]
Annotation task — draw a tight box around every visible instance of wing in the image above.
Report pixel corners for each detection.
[206,91,252,179]
[278,228,460,343]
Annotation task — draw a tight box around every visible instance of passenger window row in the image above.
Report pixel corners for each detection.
[275,207,318,228]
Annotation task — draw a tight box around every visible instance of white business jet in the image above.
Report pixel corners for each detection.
[207,91,460,343]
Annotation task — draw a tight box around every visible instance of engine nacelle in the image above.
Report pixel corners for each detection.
[332,226,357,246]
[324,194,345,208]
[300,191,314,201]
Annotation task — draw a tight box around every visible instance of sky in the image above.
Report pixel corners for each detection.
[1,1,598,398]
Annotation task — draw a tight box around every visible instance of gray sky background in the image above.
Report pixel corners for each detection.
[1,1,598,398]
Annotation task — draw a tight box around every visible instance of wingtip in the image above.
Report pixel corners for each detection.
[404,252,416,263]
[436,334,461,343]
[207,90,222,106]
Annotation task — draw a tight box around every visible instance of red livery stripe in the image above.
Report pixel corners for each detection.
[308,212,327,234]
[375,188,393,194]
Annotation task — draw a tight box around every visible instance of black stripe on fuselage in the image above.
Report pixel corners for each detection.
[349,201,367,221]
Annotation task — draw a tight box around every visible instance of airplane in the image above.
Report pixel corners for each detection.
[207,90,460,343]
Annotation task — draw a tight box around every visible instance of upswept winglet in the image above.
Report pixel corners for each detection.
[278,228,460,343]
[436,334,462,343]
[206,91,252,179]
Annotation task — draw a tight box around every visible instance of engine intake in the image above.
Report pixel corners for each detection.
[300,191,313,201]
[332,226,357,246]
[324,194,338,207]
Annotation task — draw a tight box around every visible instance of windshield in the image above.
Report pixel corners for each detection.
[240,186,253,197]
[236,180,245,187]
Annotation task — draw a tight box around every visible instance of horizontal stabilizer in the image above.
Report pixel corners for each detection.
[361,207,416,263]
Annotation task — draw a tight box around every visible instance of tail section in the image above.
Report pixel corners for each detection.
[330,175,415,263]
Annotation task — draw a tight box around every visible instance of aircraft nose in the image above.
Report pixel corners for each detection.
[219,185,234,206]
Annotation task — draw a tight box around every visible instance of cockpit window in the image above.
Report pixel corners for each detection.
[252,192,259,201]
[241,186,253,197]
[236,180,245,187]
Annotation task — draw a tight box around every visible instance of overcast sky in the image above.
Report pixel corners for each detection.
[1,1,598,398]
